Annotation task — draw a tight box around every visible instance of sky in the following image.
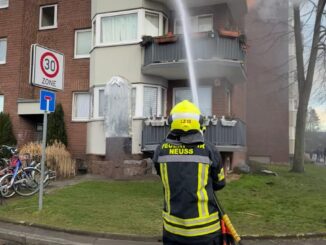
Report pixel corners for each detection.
[314,106,326,131]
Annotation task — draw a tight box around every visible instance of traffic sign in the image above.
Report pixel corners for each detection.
[40,90,56,112]
[30,44,64,91]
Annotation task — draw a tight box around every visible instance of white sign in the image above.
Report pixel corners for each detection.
[30,44,64,91]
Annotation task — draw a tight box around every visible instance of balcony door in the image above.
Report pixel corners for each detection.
[173,87,212,116]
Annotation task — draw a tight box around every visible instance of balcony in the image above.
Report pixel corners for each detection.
[142,118,246,152]
[151,0,247,24]
[142,32,247,83]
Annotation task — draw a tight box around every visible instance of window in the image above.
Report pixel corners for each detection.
[226,89,231,115]
[75,29,92,58]
[175,14,213,34]
[163,16,168,35]
[145,12,159,37]
[72,92,90,121]
[39,4,57,30]
[0,38,7,64]
[0,0,8,9]
[93,9,168,47]
[173,87,212,116]
[101,12,138,45]
[98,89,105,117]
[92,87,105,119]
[92,20,96,47]
[144,86,158,117]
[0,95,4,112]
[132,84,166,118]
[198,15,213,32]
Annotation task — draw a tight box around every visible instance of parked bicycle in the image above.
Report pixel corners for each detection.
[0,146,41,198]
[29,157,56,187]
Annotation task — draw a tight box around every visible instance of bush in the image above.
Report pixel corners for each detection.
[47,103,68,147]
[0,112,17,147]
[20,141,75,178]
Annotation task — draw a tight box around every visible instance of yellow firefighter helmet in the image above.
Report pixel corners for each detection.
[168,100,203,132]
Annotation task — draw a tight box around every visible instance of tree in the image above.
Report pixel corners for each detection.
[292,0,326,172]
[306,107,320,131]
[47,103,68,146]
[0,112,17,146]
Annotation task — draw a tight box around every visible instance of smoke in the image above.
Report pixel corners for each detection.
[249,0,290,22]
[292,0,307,7]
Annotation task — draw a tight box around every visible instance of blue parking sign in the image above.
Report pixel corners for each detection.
[40,90,56,112]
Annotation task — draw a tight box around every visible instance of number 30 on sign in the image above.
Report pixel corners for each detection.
[30,44,65,91]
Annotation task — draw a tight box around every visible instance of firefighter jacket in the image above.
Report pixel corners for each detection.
[153,130,226,240]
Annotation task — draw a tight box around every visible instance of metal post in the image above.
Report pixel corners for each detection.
[38,100,48,211]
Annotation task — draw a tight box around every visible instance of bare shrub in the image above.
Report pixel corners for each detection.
[20,141,76,178]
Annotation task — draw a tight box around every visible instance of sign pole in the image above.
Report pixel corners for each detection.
[38,99,49,211]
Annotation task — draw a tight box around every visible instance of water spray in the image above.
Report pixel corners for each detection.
[175,0,199,107]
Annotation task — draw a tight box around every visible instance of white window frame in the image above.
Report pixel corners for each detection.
[92,86,105,120]
[0,95,4,112]
[74,29,91,59]
[72,92,90,122]
[172,86,212,116]
[174,14,213,34]
[132,84,167,118]
[39,4,58,30]
[0,0,9,9]
[0,38,7,64]
[92,9,168,48]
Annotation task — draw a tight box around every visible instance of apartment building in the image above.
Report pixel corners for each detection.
[0,0,91,160]
[0,0,290,177]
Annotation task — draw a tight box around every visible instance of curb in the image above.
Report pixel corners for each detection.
[0,218,161,244]
[241,233,326,240]
[0,218,325,244]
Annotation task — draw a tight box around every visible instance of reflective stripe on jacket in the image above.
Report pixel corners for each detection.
[153,137,225,238]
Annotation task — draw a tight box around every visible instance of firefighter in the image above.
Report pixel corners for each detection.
[153,100,226,245]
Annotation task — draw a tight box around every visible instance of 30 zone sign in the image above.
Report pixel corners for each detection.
[30,44,64,91]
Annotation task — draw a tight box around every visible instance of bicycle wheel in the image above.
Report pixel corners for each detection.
[13,167,41,197]
[0,173,15,198]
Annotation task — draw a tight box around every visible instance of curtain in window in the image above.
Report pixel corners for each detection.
[145,12,159,36]
[101,13,138,43]
[0,39,7,62]
[161,88,166,116]
[144,86,158,117]
[0,0,8,7]
[174,87,212,116]
[98,89,105,117]
[131,88,136,117]
[76,30,91,56]
[0,95,4,112]
[198,16,213,32]
[74,93,90,119]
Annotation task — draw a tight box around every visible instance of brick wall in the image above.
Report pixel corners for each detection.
[0,0,91,159]
[245,0,289,162]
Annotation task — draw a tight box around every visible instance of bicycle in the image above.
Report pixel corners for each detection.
[29,159,56,187]
[0,148,41,198]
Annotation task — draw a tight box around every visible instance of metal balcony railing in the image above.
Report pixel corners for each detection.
[143,32,245,66]
[141,119,246,152]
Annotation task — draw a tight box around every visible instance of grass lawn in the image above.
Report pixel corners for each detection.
[0,164,325,237]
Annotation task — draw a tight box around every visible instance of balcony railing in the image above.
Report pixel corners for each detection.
[143,32,245,66]
[142,119,246,152]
